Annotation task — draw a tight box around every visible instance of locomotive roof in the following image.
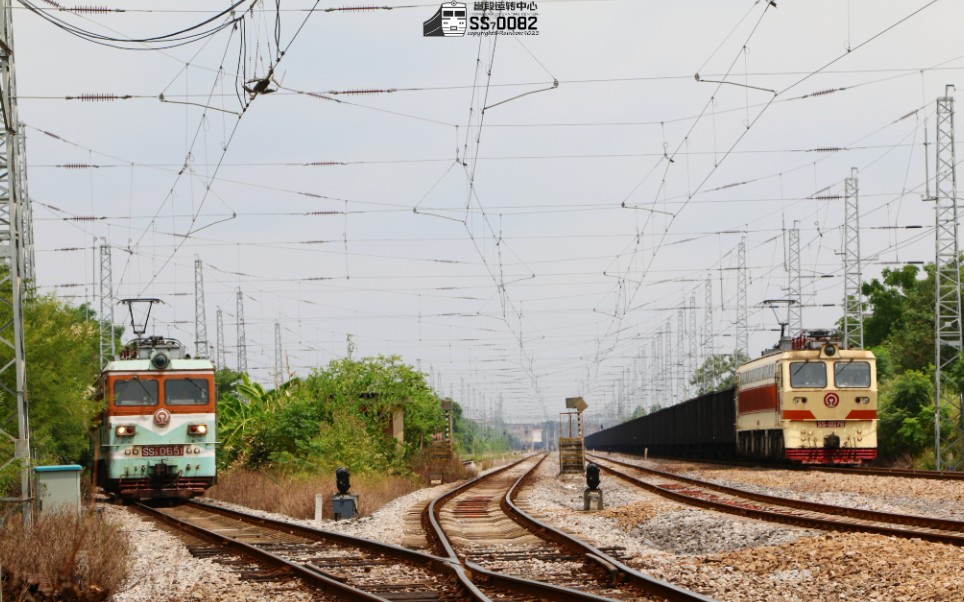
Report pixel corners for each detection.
[739,346,875,371]
[102,358,216,373]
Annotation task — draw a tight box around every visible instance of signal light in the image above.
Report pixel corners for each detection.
[115,425,136,437]
[188,424,208,435]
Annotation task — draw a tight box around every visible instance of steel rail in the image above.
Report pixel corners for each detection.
[134,502,389,601]
[588,454,964,532]
[588,455,964,546]
[188,498,490,602]
[504,454,718,602]
[425,454,625,601]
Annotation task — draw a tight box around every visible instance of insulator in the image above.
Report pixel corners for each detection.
[718,181,746,190]
[57,163,99,169]
[327,88,397,96]
[53,247,84,252]
[897,110,918,122]
[809,147,844,153]
[304,161,345,166]
[66,93,133,102]
[324,6,388,12]
[69,6,118,14]
[39,129,65,141]
[40,0,65,8]
[305,211,344,216]
[806,88,843,98]
[65,216,102,221]
[813,195,843,201]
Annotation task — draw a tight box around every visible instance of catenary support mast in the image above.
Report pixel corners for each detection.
[933,86,963,470]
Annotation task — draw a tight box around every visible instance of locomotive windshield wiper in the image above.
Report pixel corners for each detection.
[131,376,157,403]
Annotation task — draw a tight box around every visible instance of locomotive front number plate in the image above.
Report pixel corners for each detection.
[140,445,184,457]
[815,421,845,428]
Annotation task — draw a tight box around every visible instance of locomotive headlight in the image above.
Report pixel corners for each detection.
[188,424,208,435]
[793,397,808,404]
[856,396,870,404]
[115,425,136,437]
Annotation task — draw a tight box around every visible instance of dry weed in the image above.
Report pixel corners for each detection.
[0,508,129,601]
[207,469,425,519]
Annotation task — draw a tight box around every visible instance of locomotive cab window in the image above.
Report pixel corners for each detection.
[165,378,211,405]
[834,361,871,388]
[114,378,159,406]
[789,362,827,388]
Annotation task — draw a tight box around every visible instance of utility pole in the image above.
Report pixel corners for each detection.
[689,292,698,383]
[737,237,749,357]
[0,0,31,518]
[842,168,864,350]
[236,288,247,373]
[703,277,714,392]
[98,241,114,368]
[215,306,224,369]
[677,309,685,399]
[788,225,802,337]
[194,257,208,358]
[274,321,282,388]
[932,86,962,470]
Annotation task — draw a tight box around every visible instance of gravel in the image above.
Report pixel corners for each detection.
[101,455,964,601]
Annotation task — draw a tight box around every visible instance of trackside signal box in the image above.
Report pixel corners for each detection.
[559,397,588,474]
[34,465,83,513]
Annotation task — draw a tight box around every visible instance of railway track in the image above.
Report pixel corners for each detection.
[611,452,964,481]
[587,454,964,546]
[134,499,475,601]
[424,453,716,602]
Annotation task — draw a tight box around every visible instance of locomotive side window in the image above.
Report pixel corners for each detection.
[165,378,211,405]
[834,361,871,388]
[789,362,827,388]
[114,378,159,406]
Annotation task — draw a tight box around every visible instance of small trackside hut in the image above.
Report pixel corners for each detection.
[94,299,217,500]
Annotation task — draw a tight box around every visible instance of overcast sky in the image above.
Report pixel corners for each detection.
[13,0,964,424]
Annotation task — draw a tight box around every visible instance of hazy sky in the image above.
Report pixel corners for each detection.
[13,0,964,423]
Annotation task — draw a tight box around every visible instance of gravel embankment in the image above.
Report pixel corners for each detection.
[103,455,964,601]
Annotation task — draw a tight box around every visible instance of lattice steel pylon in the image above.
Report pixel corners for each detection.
[236,288,247,373]
[703,276,714,373]
[737,237,749,357]
[677,309,685,399]
[194,257,208,358]
[788,226,802,337]
[933,87,963,471]
[98,242,114,368]
[273,321,282,388]
[843,168,864,350]
[215,307,224,369]
[0,0,30,515]
[663,318,673,404]
[689,292,698,384]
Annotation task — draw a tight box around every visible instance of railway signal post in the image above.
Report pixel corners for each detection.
[559,397,588,474]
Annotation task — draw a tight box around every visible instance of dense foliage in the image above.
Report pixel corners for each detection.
[217,355,451,475]
[1,297,109,494]
[860,264,962,466]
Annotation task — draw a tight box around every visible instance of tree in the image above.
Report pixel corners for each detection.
[690,351,749,395]
[1,295,103,493]
[877,369,938,462]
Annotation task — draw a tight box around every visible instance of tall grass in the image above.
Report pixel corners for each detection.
[208,469,427,519]
[0,508,129,601]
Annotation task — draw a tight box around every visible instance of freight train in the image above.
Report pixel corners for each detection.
[586,331,878,465]
[94,299,217,500]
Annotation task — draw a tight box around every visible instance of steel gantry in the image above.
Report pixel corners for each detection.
[0,0,31,515]
[933,87,963,471]
[98,241,115,368]
[787,226,802,338]
[194,257,208,359]
[843,168,864,350]
[236,288,247,373]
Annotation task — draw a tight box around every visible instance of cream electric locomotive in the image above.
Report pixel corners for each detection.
[95,299,217,500]
[735,330,877,464]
